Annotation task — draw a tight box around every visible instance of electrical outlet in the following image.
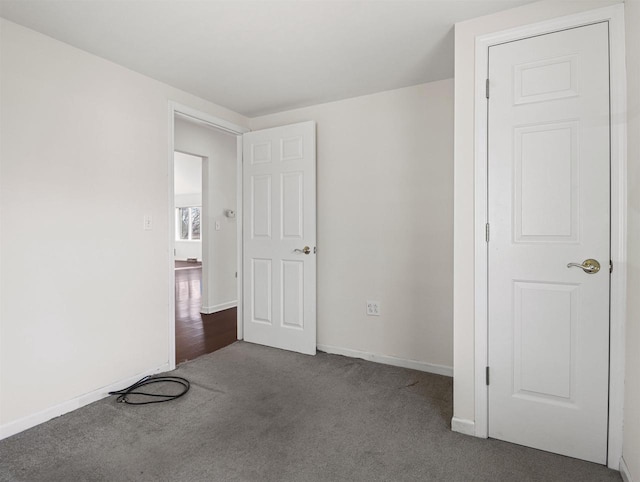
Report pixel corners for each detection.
[366,300,380,316]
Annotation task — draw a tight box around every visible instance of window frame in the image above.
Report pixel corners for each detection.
[175,206,201,241]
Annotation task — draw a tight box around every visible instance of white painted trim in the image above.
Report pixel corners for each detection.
[451,417,476,436]
[473,34,489,437]
[200,154,211,313]
[0,363,170,441]
[236,136,244,341]
[605,4,627,468]
[173,104,249,136]
[168,105,177,371]
[317,344,453,377]
[168,101,247,370]
[472,4,627,469]
[620,457,633,482]
[201,300,238,315]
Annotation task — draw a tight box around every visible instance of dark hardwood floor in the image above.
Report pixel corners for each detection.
[175,265,237,364]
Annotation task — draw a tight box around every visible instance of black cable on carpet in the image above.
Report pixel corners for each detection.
[108,375,190,405]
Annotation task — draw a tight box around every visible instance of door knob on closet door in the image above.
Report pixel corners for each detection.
[293,246,311,255]
[567,259,600,274]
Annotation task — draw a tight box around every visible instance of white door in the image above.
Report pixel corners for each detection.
[487,23,610,463]
[242,121,316,355]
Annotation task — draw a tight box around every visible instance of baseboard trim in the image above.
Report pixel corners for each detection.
[0,363,170,441]
[451,417,476,436]
[201,300,238,315]
[316,344,453,377]
[621,457,633,482]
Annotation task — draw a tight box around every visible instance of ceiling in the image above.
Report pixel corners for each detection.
[0,0,535,117]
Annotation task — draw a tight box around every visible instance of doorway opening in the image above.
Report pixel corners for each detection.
[169,105,248,366]
[173,151,235,363]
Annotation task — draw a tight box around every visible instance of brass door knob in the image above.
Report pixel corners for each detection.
[567,259,600,274]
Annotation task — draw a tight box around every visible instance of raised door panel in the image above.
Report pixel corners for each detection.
[281,260,304,329]
[251,141,272,165]
[251,259,272,325]
[514,55,578,105]
[513,281,577,403]
[514,122,579,243]
[281,172,304,240]
[251,175,272,239]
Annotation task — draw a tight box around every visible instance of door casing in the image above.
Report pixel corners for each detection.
[168,102,249,370]
[472,4,627,469]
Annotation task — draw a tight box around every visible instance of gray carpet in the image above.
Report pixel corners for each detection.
[0,342,621,482]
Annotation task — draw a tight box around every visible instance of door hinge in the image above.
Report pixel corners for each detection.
[610,260,613,274]
[486,366,490,386]
[486,79,490,99]
[485,223,490,243]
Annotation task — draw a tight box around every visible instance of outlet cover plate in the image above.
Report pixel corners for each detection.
[366,300,380,316]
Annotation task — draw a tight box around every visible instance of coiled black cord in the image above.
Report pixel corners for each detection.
[108,375,190,405]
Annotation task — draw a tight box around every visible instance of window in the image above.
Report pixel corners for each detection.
[176,207,201,240]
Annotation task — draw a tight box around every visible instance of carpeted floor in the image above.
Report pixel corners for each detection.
[0,342,622,482]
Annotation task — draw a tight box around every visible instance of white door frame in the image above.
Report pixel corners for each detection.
[472,4,626,469]
[168,102,249,370]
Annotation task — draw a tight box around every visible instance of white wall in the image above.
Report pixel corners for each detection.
[174,240,202,263]
[174,118,238,313]
[174,151,203,261]
[0,19,248,431]
[452,0,622,427]
[251,80,454,372]
[624,0,640,478]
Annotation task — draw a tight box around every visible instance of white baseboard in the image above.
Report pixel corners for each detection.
[621,457,634,482]
[451,417,476,436]
[0,363,170,441]
[201,300,238,315]
[316,344,453,377]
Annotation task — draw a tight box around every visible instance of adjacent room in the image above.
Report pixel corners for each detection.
[173,116,239,364]
[0,0,638,481]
